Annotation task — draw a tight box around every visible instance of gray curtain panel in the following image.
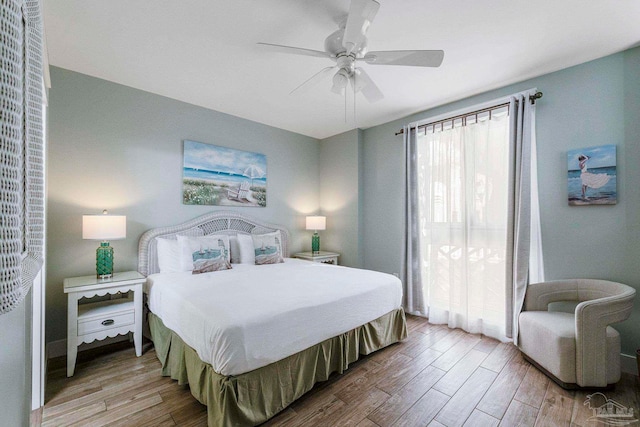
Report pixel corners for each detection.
[401,125,426,316]
[505,92,537,343]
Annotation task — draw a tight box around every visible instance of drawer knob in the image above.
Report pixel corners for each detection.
[101,319,115,326]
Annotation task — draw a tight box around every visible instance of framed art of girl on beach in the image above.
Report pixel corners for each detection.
[567,144,616,206]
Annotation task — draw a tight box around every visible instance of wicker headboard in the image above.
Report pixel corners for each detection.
[138,210,290,276]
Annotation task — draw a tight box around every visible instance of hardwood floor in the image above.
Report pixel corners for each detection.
[38,315,640,426]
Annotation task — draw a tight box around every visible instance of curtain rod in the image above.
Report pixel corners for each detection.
[395,91,543,136]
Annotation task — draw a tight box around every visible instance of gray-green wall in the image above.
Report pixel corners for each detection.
[47,67,320,343]
[0,292,31,426]
[319,129,363,268]
[362,47,640,354]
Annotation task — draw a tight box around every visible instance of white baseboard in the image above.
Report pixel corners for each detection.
[621,353,638,376]
[47,335,130,360]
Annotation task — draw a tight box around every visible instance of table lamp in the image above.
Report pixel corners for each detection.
[305,216,326,254]
[82,210,126,278]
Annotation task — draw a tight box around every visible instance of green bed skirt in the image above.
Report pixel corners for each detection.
[149,308,407,427]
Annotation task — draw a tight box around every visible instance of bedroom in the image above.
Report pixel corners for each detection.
[1,0,640,426]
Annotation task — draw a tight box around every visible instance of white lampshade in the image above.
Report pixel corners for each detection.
[305,216,326,231]
[82,214,127,240]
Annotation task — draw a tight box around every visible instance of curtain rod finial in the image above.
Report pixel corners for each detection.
[530,91,543,104]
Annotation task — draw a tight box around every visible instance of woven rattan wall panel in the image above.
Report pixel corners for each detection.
[0,0,44,314]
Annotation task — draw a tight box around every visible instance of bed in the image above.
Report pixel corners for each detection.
[138,211,407,426]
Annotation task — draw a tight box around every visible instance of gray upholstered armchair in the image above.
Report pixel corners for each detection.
[518,279,635,388]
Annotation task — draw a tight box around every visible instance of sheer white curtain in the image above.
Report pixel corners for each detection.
[416,111,510,340]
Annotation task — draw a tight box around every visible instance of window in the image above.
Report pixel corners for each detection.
[416,104,510,340]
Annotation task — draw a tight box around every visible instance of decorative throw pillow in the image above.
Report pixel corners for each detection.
[177,235,232,274]
[230,234,256,264]
[251,231,284,265]
[156,237,181,273]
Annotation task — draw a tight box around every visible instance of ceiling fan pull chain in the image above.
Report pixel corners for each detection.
[353,73,357,125]
[344,86,348,123]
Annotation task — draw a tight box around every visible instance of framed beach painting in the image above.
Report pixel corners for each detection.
[567,144,616,206]
[183,140,267,207]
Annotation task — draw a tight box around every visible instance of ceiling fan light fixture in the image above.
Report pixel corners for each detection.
[332,69,349,94]
[331,84,344,95]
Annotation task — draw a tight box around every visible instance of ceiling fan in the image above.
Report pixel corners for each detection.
[258,0,444,103]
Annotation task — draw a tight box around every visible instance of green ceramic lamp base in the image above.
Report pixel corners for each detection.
[311,232,320,254]
[96,241,114,279]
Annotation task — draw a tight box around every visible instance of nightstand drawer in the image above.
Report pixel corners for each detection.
[78,311,135,335]
[77,299,135,335]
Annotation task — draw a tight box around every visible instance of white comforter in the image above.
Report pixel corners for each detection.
[146,258,402,376]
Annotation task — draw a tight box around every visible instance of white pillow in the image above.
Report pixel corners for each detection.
[177,235,232,273]
[230,234,255,264]
[230,236,239,264]
[251,231,284,265]
[156,238,181,273]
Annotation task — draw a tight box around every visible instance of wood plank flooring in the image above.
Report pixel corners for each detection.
[37,315,640,426]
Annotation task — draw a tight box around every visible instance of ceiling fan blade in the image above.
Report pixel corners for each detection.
[360,50,445,67]
[257,42,333,59]
[290,66,338,95]
[342,0,380,55]
[352,68,384,103]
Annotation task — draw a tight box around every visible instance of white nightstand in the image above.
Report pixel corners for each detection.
[294,251,340,265]
[64,271,145,377]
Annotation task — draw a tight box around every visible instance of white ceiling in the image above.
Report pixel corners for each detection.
[43,0,640,139]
